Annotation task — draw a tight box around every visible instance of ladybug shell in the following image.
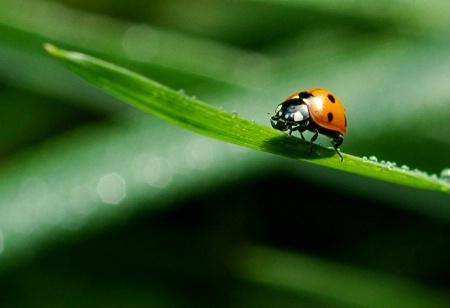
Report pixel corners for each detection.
[285,88,347,135]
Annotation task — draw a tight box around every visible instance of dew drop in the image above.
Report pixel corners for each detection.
[400,165,410,171]
[412,168,427,177]
[178,89,186,95]
[439,168,450,181]
[362,156,368,161]
[368,155,378,163]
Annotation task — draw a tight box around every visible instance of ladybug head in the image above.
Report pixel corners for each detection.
[270,115,289,131]
[270,101,310,132]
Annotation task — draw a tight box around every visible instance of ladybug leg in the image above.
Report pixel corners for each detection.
[289,125,305,140]
[299,131,305,140]
[332,136,344,162]
[309,130,319,154]
[288,125,302,138]
[288,128,294,136]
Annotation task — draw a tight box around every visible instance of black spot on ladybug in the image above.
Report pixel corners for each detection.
[299,92,312,99]
[328,94,335,103]
[328,112,334,122]
[344,115,347,127]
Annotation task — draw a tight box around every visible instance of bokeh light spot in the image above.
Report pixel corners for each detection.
[96,173,126,205]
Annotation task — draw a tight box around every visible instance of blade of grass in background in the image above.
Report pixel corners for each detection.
[233,245,448,308]
[0,0,271,90]
[249,0,447,35]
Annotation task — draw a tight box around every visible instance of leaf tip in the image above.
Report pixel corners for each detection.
[43,43,58,54]
[44,43,69,60]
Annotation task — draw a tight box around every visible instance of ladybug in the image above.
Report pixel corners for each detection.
[270,88,347,161]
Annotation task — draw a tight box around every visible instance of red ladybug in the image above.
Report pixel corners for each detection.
[270,88,347,161]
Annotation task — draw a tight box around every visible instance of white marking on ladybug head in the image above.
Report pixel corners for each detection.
[293,111,305,122]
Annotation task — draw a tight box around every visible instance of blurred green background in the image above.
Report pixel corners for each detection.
[0,0,448,307]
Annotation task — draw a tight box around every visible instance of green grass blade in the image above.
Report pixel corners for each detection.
[233,245,448,308]
[44,44,449,193]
